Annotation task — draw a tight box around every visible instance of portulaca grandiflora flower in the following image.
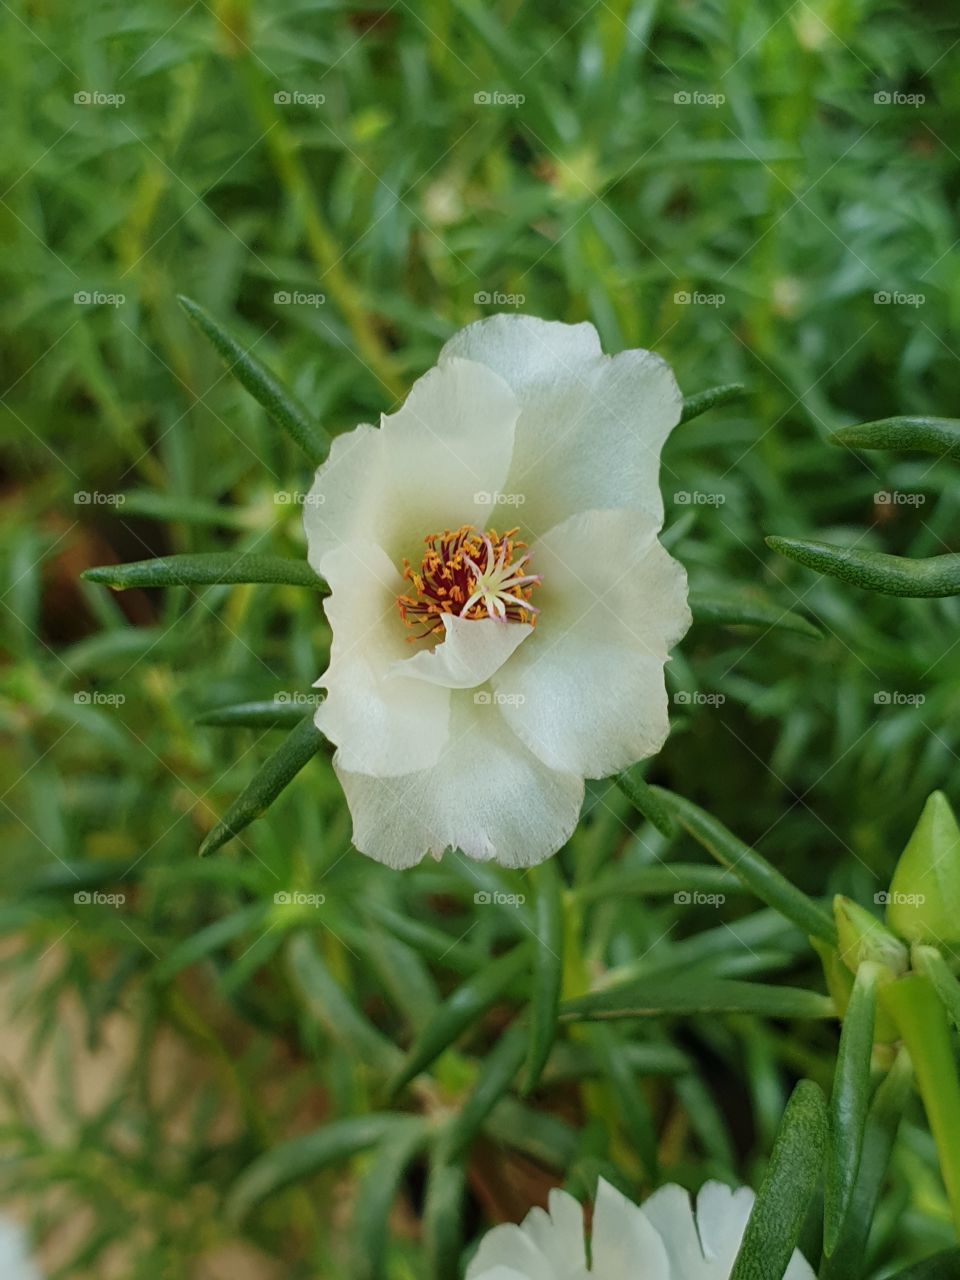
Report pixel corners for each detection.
[304,315,690,868]
[467,1179,816,1280]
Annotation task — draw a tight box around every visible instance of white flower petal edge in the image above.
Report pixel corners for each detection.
[304,355,520,575]
[466,1179,817,1280]
[389,614,533,689]
[440,314,682,532]
[336,695,584,868]
[491,508,691,777]
[0,1218,43,1280]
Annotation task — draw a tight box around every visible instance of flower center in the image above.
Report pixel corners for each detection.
[397,525,541,640]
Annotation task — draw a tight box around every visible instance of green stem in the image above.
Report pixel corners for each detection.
[881,973,960,1236]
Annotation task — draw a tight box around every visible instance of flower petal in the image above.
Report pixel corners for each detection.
[465,1225,554,1280]
[639,1184,712,1278]
[389,615,533,689]
[314,542,450,776]
[304,356,519,575]
[694,1182,756,1270]
[336,693,583,867]
[440,315,681,534]
[491,509,690,776]
[589,1179,669,1280]
[522,1188,587,1274]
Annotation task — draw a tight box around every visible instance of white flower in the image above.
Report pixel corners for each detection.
[304,315,690,868]
[0,1217,43,1280]
[466,1178,816,1280]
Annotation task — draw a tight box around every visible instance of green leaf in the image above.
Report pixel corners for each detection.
[227,1113,414,1223]
[913,944,960,1030]
[576,862,738,904]
[589,1024,658,1178]
[523,860,565,1093]
[831,416,960,459]
[560,975,834,1022]
[152,904,266,983]
[883,1251,960,1280]
[389,944,530,1096]
[730,1080,828,1280]
[823,1048,912,1280]
[195,699,315,729]
[83,552,324,591]
[423,1146,467,1280]
[766,537,960,598]
[178,295,329,465]
[833,896,908,976]
[648,788,837,943]
[887,792,960,944]
[616,765,677,837]
[824,963,878,1254]
[447,1019,528,1159]
[199,716,324,856]
[680,382,748,423]
[350,1120,429,1280]
[689,589,822,639]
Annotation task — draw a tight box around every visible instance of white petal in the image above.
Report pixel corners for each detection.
[304,356,519,575]
[440,315,681,534]
[640,1184,712,1279]
[336,693,583,867]
[522,1188,587,1273]
[0,1219,42,1280]
[491,509,690,776]
[466,1225,553,1280]
[389,615,532,689]
[315,542,450,776]
[694,1183,756,1270]
[589,1179,669,1280]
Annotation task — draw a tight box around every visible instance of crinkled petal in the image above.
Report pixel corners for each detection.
[304,356,519,574]
[389,615,532,689]
[440,315,681,535]
[314,542,449,776]
[589,1179,669,1280]
[336,693,583,868]
[491,509,690,777]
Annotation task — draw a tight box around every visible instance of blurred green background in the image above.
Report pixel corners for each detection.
[2,0,960,1275]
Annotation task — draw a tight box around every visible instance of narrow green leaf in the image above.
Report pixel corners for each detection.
[200,716,324,856]
[577,863,738,904]
[824,963,878,1254]
[83,552,323,591]
[680,382,748,423]
[648,788,837,943]
[152,904,266,983]
[227,1113,413,1223]
[117,490,256,528]
[831,416,960,459]
[822,1048,912,1280]
[484,1097,579,1169]
[286,933,403,1072]
[914,944,960,1030]
[730,1080,828,1280]
[523,860,564,1093]
[689,589,822,639]
[560,975,834,1022]
[766,537,960,598]
[616,765,677,837]
[389,944,530,1096]
[589,1024,659,1178]
[178,294,329,465]
[883,1251,960,1279]
[350,1120,429,1280]
[423,1145,467,1280]
[447,1019,528,1159]
[196,699,315,729]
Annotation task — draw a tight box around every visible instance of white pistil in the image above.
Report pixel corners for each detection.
[462,536,541,622]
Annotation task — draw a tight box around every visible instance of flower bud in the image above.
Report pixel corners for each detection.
[887,792,960,945]
[833,895,908,976]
